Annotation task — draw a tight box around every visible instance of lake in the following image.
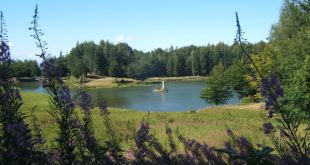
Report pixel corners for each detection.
[18,81,240,112]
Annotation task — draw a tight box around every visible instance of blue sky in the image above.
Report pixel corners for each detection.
[1,0,283,61]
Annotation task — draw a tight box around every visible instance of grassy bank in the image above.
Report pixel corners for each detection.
[20,92,271,149]
[64,76,207,88]
[144,76,207,83]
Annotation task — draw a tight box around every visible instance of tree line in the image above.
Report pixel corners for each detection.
[10,37,266,82]
[10,60,40,77]
[58,41,266,80]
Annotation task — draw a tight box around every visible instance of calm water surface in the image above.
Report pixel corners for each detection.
[18,81,240,112]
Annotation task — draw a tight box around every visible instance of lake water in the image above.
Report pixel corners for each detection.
[18,81,240,112]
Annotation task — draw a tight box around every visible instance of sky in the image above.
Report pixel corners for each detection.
[1,0,283,61]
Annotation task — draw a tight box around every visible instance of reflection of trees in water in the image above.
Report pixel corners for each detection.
[90,90,131,108]
[17,81,41,90]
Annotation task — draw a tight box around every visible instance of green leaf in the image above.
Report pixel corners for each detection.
[255,147,273,158]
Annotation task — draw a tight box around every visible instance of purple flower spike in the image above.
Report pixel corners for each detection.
[0,42,11,64]
[14,89,22,101]
[79,92,92,111]
[57,86,74,112]
[261,74,283,109]
[40,58,63,85]
[268,110,274,118]
[136,123,150,147]
[263,122,274,135]
[99,101,108,115]
[165,127,172,134]
[227,128,234,136]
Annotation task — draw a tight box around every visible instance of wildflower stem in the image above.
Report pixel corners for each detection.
[236,12,307,160]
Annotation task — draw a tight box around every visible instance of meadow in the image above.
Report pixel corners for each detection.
[21,92,272,150]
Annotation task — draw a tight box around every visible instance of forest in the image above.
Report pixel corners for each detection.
[11,41,266,80]
[0,0,310,164]
[62,41,266,79]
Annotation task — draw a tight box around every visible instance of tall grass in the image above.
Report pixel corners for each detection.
[21,92,271,149]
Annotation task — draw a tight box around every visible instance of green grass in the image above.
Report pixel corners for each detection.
[20,92,272,149]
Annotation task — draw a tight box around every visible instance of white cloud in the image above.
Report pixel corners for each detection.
[116,35,125,42]
[115,35,134,42]
[7,42,14,47]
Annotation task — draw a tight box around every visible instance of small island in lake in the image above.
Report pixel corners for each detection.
[153,81,168,93]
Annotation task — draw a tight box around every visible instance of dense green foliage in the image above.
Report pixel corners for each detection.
[11,59,40,77]
[201,42,266,104]
[64,41,266,80]
[269,0,310,118]
[202,0,310,107]
[200,63,232,105]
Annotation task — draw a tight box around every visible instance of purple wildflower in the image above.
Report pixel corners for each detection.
[263,122,274,135]
[47,151,60,163]
[5,120,33,149]
[34,136,43,145]
[99,101,108,115]
[270,74,284,96]
[57,86,74,110]
[238,137,251,148]
[224,142,232,149]
[279,159,290,165]
[71,119,80,129]
[5,122,14,132]
[165,127,172,134]
[14,89,21,101]
[136,123,150,148]
[79,92,92,111]
[268,110,274,118]
[261,74,283,109]
[227,128,234,136]
[40,58,63,85]
[0,42,11,64]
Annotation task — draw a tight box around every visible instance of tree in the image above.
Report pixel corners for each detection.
[226,60,256,99]
[287,55,310,117]
[108,58,122,82]
[201,63,232,105]
[190,49,200,76]
[11,60,40,77]
[96,41,108,75]
[70,59,89,78]
[56,52,69,77]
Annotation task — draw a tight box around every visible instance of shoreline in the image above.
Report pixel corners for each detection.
[65,76,207,88]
